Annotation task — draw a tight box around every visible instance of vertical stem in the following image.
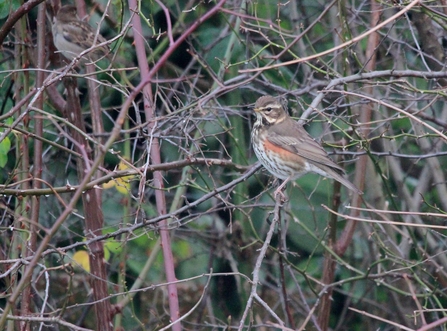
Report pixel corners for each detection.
[26,3,46,330]
[64,77,112,330]
[13,4,31,331]
[317,1,380,329]
[336,0,380,255]
[316,183,341,330]
[68,5,111,328]
[128,1,180,329]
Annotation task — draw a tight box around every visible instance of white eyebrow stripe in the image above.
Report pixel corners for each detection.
[261,104,282,110]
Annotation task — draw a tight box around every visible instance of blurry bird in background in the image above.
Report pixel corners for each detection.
[52,5,111,64]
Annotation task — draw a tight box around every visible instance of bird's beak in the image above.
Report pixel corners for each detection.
[253,107,260,113]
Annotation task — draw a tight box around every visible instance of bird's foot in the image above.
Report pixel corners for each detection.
[273,187,288,203]
[273,178,289,203]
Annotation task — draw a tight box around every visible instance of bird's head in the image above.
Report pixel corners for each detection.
[253,96,288,125]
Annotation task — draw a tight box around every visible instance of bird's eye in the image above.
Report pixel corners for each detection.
[265,107,272,112]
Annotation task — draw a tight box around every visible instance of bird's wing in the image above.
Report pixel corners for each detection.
[62,21,107,50]
[60,22,86,45]
[267,122,346,174]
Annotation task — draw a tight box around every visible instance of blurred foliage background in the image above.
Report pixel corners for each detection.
[1,0,447,330]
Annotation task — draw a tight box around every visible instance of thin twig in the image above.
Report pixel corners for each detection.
[238,193,285,330]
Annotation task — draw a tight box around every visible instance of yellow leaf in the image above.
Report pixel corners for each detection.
[72,250,90,272]
[103,160,136,195]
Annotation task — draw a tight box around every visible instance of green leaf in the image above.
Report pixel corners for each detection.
[0,0,21,20]
[0,136,11,168]
[0,153,7,168]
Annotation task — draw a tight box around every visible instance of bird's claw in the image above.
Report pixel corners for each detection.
[273,188,288,203]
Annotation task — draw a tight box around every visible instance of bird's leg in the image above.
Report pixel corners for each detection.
[273,178,290,201]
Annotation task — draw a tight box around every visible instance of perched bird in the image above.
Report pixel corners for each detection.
[52,5,110,63]
[251,96,362,197]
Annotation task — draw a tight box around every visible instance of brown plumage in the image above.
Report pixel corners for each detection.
[251,96,362,196]
[52,5,110,63]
